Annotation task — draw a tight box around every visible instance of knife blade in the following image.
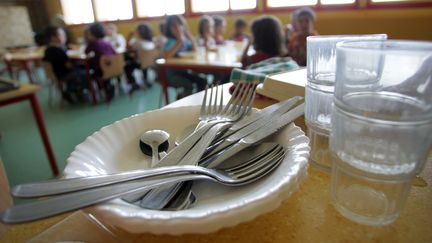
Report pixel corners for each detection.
[204,97,302,158]
[200,102,305,168]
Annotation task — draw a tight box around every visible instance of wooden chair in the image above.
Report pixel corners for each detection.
[137,48,159,70]
[41,61,65,107]
[99,53,125,103]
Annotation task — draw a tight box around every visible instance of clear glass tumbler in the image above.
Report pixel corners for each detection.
[305,34,387,172]
[330,40,432,226]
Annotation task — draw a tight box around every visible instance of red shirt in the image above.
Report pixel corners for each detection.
[241,51,272,68]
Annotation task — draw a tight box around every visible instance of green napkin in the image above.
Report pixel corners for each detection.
[230,57,300,83]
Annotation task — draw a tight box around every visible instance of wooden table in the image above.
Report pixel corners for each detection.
[1,80,431,242]
[156,40,246,105]
[3,47,45,84]
[0,84,59,176]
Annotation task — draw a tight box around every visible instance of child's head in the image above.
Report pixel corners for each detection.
[234,18,248,34]
[251,15,284,56]
[88,22,106,40]
[198,15,214,37]
[293,7,316,35]
[105,23,118,37]
[136,23,153,41]
[165,15,186,39]
[213,15,226,35]
[45,26,66,45]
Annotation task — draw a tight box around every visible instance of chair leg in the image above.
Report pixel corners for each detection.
[98,78,110,104]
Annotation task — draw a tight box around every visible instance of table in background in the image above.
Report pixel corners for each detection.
[0,84,59,176]
[3,47,44,84]
[156,41,247,105]
[1,82,431,242]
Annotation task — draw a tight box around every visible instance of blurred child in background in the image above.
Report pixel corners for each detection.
[213,15,226,45]
[241,15,285,67]
[230,18,250,42]
[162,15,207,98]
[154,21,167,49]
[197,15,216,50]
[85,22,116,100]
[287,7,318,66]
[43,26,87,104]
[104,23,126,53]
[125,22,156,89]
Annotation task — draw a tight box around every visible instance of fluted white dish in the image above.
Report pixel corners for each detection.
[65,106,310,235]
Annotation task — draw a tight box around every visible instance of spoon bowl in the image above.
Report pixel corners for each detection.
[139,130,170,167]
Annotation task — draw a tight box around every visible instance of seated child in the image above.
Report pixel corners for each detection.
[162,15,207,98]
[197,15,216,50]
[241,15,285,68]
[43,26,87,104]
[230,18,250,42]
[85,22,116,100]
[125,22,156,89]
[213,15,226,45]
[287,7,319,66]
[104,23,126,53]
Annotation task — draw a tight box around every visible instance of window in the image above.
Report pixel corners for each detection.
[371,0,427,2]
[61,0,94,25]
[136,0,185,17]
[93,0,133,21]
[369,0,432,7]
[321,0,355,4]
[267,0,317,7]
[267,0,355,8]
[191,0,257,13]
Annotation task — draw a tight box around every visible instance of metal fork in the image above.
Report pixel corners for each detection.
[121,82,257,205]
[137,82,258,209]
[196,81,255,130]
[2,143,285,224]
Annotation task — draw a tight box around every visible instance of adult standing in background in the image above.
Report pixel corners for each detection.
[287,7,319,66]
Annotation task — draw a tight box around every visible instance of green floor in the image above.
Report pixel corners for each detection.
[0,68,176,188]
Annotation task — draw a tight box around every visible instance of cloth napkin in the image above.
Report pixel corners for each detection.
[230,57,300,83]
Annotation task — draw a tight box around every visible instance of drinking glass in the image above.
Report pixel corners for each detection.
[330,40,432,225]
[305,34,387,172]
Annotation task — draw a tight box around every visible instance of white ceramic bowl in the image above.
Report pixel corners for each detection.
[65,106,310,234]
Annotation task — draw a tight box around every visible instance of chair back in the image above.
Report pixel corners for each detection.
[100,54,125,80]
[41,61,58,83]
[138,48,159,69]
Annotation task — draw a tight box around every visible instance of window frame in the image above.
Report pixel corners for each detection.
[366,0,432,9]
[263,0,360,13]
[188,0,259,16]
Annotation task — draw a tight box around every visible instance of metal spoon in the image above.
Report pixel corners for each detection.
[139,129,170,167]
[122,130,170,204]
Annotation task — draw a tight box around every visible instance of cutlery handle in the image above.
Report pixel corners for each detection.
[11,166,195,198]
[155,121,215,167]
[201,142,247,168]
[1,174,206,224]
[138,122,231,210]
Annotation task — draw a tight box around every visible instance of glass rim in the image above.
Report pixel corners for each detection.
[336,39,432,52]
[306,34,387,42]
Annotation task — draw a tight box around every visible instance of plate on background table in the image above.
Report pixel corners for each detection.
[65,106,310,234]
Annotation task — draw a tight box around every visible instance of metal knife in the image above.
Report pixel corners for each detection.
[204,97,303,158]
[200,102,305,168]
